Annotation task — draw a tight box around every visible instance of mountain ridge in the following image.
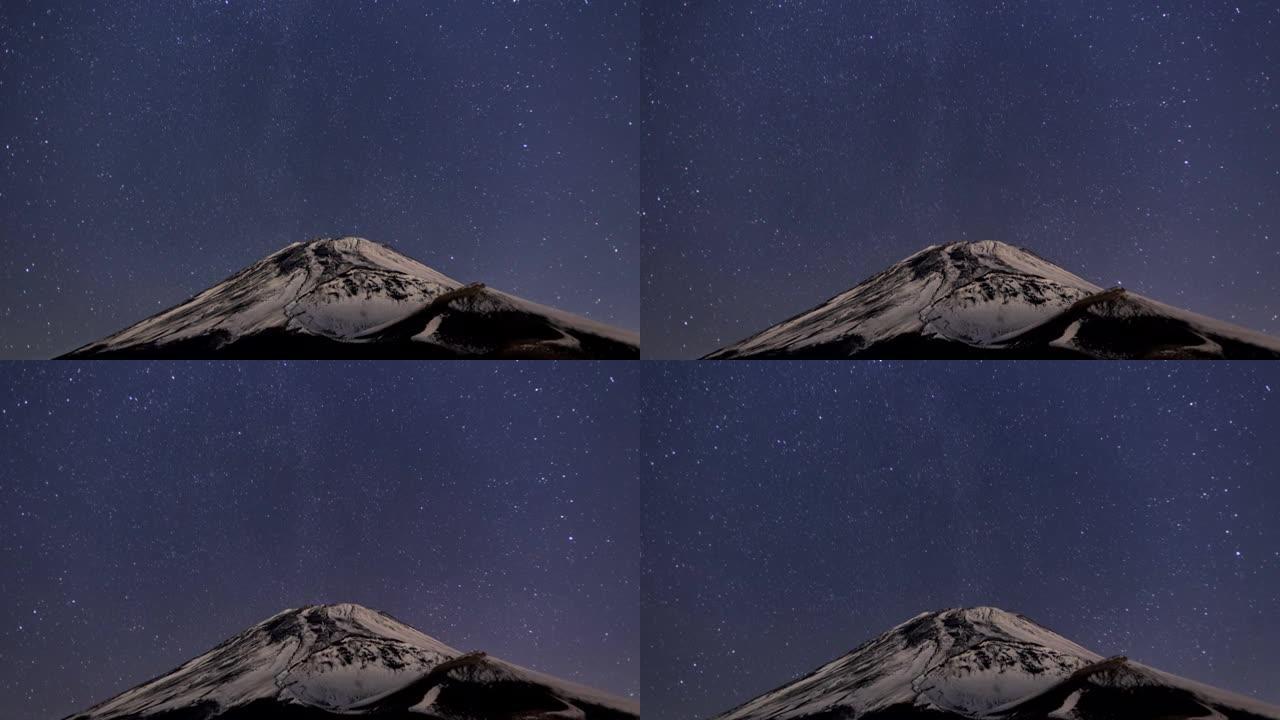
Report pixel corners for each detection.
[61,237,638,359]
[705,241,1280,359]
[66,603,638,720]
[707,607,1279,720]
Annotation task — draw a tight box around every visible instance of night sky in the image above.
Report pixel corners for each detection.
[643,363,1280,720]
[643,1,1280,358]
[0,1,639,358]
[0,362,639,720]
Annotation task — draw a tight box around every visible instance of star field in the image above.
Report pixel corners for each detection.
[643,1,1280,357]
[0,0,640,358]
[643,363,1280,720]
[0,363,639,720]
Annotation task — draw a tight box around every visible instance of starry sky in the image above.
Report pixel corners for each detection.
[0,362,639,720]
[0,0,639,358]
[643,363,1280,720]
[643,1,1280,358]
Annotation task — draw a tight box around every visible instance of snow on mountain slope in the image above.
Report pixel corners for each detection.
[61,237,638,359]
[67,603,638,720]
[713,608,1100,720]
[705,241,1280,359]
[706,241,1101,358]
[709,608,1280,720]
[69,604,458,719]
[78,238,461,351]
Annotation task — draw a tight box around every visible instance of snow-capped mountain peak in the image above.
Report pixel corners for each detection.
[706,241,1280,359]
[714,607,1099,720]
[67,236,462,354]
[707,241,1100,358]
[709,607,1280,720]
[70,603,461,719]
[62,236,639,358]
[69,603,638,720]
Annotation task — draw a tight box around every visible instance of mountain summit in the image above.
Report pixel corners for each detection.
[61,237,638,359]
[710,607,1279,720]
[67,603,638,720]
[705,241,1280,359]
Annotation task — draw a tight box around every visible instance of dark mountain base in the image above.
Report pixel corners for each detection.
[805,706,970,720]
[1003,685,1272,720]
[1003,309,1280,360]
[761,693,1273,720]
[58,313,639,360]
[706,334,1022,359]
[92,685,636,720]
[707,326,1280,360]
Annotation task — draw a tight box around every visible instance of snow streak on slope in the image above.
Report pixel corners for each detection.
[990,656,1280,720]
[1001,286,1280,359]
[1134,661,1280,719]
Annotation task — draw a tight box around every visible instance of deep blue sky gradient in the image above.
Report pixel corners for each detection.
[1,1,639,357]
[644,363,1280,719]
[0,362,640,720]
[643,1,1280,357]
